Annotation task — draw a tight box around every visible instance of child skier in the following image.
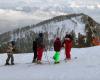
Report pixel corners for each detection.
[53,37,61,64]
[5,42,14,65]
[63,34,73,60]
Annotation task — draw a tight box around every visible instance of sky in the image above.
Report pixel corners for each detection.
[0,0,100,34]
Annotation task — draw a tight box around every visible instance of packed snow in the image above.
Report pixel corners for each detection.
[0,46,100,80]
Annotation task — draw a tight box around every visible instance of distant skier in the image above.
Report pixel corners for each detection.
[63,34,73,60]
[32,38,37,63]
[53,37,62,64]
[5,42,15,65]
[36,33,45,64]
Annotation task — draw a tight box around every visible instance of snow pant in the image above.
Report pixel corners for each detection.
[37,48,44,61]
[6,54,14,64]
[53,51,60,62]
[33,50,37,61]
[65,48,71,59]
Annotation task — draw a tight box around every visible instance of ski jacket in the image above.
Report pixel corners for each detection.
[62,34,73,47]
[54,38,62,51]
[64,38,72,50]
[6,45,13,54]
[33,40,37,51]
[37,36,44,48]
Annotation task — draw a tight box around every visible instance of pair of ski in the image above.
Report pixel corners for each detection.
[0,63,15,67]
[42,56,78,64]
[0,57,78,67]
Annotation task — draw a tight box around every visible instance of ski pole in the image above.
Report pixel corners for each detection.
[44,51,50,64]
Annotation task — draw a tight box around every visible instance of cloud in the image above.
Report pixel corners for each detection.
[70,2,81,8]
[86,5,96,9]
[0,0,100,34]
[97,3,100,8]
[0,8,67,22]
[69,1,99,10]
[0,9,49,21]
[0,8,68,33]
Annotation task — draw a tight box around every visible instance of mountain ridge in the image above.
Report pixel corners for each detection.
[0,13,100,53]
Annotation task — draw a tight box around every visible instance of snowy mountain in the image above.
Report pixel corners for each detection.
[0,13,100,53]
[0,46,100,80]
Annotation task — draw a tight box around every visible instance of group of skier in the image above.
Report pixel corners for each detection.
[54,33,73,64]
[5,32,73,65]
[32,32,73,64]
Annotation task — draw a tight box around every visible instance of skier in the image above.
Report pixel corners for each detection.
[5,42,14,65]
[63,34,73,60]
[36,33,45,64]
[62,32,70,47]
[32,38,37,63]
[53,37,62,64]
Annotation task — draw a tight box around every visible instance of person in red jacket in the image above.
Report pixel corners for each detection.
[37,33,45,64]
[53,37,62,64]
[63,34,73,60]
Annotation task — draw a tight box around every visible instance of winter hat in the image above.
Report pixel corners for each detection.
[68,34,73,40]
[56,37,60,40]
[39,33,43,37]
[11,41,15,46]
[65,34,69,38]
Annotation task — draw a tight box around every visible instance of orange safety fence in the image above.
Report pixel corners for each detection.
[92,37,100,46]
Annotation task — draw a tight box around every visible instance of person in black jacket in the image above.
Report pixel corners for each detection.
[32,38,37,63]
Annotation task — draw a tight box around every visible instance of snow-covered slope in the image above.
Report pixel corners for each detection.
[32,15,86,39]
[0,46,100,80]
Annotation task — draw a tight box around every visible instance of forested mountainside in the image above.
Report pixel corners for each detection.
[0,13,100,53]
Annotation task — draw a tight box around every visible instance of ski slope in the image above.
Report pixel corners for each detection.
[0,46,100,80]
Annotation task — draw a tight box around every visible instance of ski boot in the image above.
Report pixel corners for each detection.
[32,59,37,63]
[37,60,42,64]
[54,61,60,64]
[5,62,10,65]
[11,63,15,65]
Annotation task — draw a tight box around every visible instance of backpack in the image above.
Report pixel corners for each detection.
[37,37,44,48]
[11,41,15,46]
[11,41,16,52]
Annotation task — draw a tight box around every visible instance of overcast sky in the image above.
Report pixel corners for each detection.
[0,0,100,34]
